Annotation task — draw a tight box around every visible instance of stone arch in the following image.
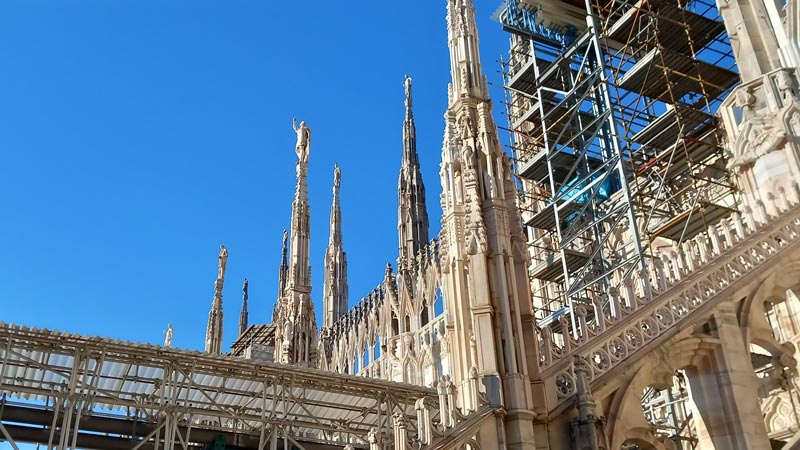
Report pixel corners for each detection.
[391,312,400,336]
[402,357,418,384]
[738,259,800,378]
[606,336,715,449]
[740,258,800,345]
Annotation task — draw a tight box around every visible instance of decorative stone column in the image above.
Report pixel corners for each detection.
[684,305,771,449]
[392,413,408,450]
[569,356,610,450]
[415,398,432,445]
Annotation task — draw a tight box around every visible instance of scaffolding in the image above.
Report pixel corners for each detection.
[498,0,738,336]
[637,373,698,449]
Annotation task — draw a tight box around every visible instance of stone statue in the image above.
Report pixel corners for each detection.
[334,164,341,188]
[777,71,793,102]
[163,323,173,347]
[284,319,293,340]
[292,118,311,163]
[404,75,413,107]
[217,245,228,280]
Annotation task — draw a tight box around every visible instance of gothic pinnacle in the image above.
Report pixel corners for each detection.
[323,164,348,328]
[204,244,227,355]
[398,75,430,263]
[446,0,490,103]
[273,229,289,322]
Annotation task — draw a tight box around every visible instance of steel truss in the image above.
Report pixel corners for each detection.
[0,322,436,450]
[498,0,738,339]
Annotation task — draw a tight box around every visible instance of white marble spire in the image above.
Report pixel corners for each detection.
[398,75,430,265]
[273,119,318,367]
[438,0,539,447]
[446,0,490,105]
[323,164,348,328]
[273,229,289,322]
[204,244,227,355]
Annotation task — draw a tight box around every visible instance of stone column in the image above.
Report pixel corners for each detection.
[685,305,771,450]
[392,413,408,450]
[717,0,783,83]
[415,398,432,445]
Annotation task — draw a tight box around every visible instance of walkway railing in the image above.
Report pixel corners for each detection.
[538,187,800,405]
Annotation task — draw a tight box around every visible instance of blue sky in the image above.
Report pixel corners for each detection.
[0,0,510,352]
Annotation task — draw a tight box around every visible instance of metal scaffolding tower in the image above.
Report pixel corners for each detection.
[498,0,738,338]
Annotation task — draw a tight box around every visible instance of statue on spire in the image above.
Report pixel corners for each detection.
[217,244,228,280]
[404,75,413,110]
[292,118,311,163]
[163,323,173,348]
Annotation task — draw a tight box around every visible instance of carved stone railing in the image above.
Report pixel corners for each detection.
[539,185,800,404]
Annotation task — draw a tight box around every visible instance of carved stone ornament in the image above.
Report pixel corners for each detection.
[729,113,788,171]
[465,217,487,256]
[734,87,756,111]
[367,428,378,444]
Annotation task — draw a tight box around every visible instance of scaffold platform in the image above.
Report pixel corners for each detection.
[606,2,724,55]
[618,47,738,103]
[0,322,434,450]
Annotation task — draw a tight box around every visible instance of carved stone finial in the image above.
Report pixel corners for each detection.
[393,412,407,428]
[574,355,591,376]
[367,428,378,444]
[734,88,756,111]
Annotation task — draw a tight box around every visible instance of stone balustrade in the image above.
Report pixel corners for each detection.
[538,183,800,404]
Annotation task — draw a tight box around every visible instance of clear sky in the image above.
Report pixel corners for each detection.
[1,0,510,352]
